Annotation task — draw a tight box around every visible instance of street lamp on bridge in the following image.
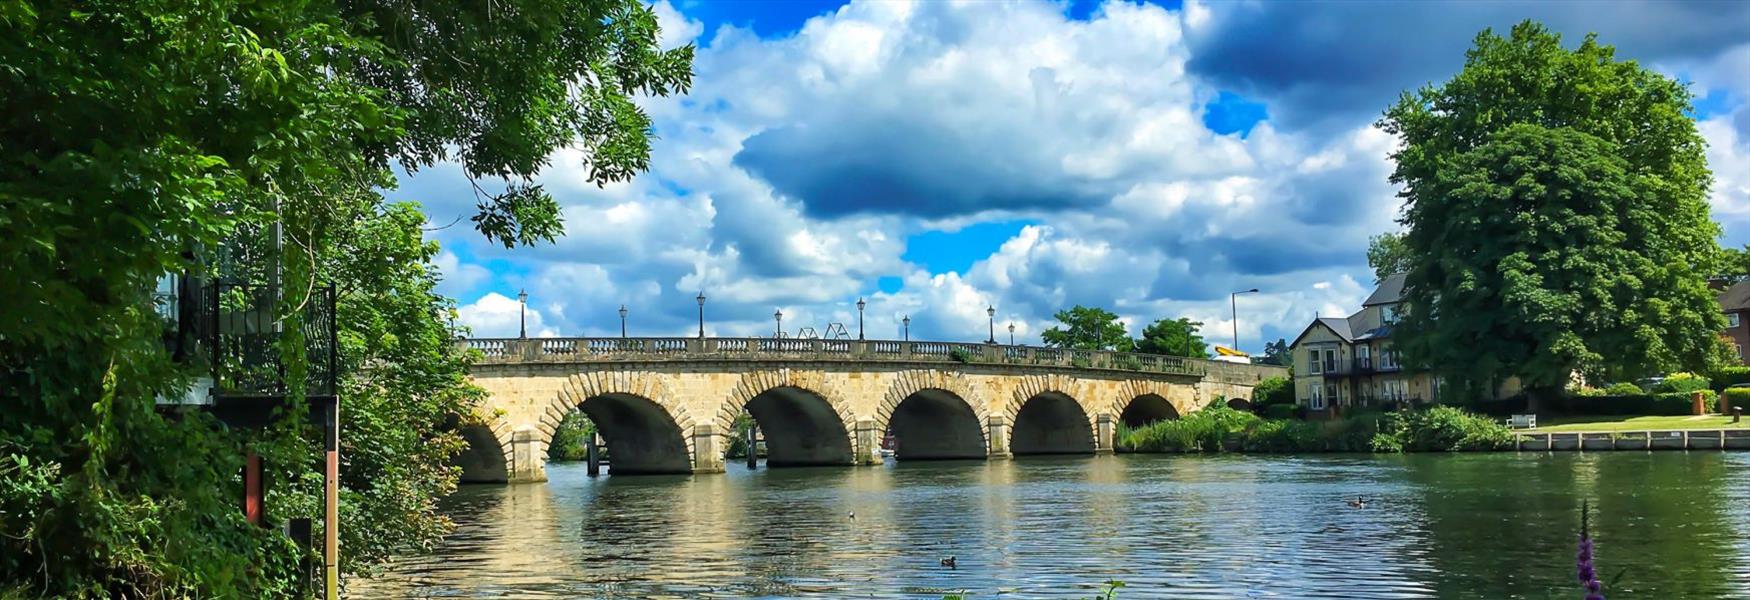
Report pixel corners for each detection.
[986,305,996,344]
[1008,321,1015,345]
[774,308,784,338]
[518,289,528,339]
[856,297,866,341]
[696,291,706,339]
[902,314,910,341]
[1231,288,1260,354]
[618,304,628,338]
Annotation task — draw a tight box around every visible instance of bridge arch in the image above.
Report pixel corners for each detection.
[719,369,858,467]
[553,370,696,474]
[1007,373,1096,455]
[875,370,989,460]
[1112,380,1186,429]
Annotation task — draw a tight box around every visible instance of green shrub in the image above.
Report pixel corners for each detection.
[949,348,974,363]
[1603,382,1643,396]
[1711,366,1750,390]
[1251,376,1293,407]
[1654,372,1710,394]
[1262,403,1295,420]
[1723,388,1750,413]
[547,410,596,462]
[1371,406,1515,452]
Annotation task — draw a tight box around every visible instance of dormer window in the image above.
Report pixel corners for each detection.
[1383,304,1401,325]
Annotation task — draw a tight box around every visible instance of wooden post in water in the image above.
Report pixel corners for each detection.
[586,432,601,477]
[746,426,758,470]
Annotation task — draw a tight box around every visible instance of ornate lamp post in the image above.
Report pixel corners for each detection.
[774,308,784,338]
[986,305,996,344]
[696,291,706,339]
[618,304,628,338]
[902,314,910,341]
[518,289,528,339]
[1008,321,1015,345]
[1231,288,1260,353]
[856,298,866,340]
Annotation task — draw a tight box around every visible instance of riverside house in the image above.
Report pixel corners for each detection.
[1720,279,1749,364]
[1288,273,1520,416]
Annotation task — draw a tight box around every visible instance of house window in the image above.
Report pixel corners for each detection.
[1730,313,1742,329]
[1324,349,1337,373]
[1357,345,1371,369]
[1737,343,1744,360]
[1309,385,1325,410]
[1384,304,1400,325]
[1309,349,1322,373]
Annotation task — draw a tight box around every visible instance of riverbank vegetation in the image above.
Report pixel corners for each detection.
[1,1,691,596]
[548,411,599,462]
[1117,403,1515,453]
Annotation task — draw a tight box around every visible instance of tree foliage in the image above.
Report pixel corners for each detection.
[1379,21,1723,403]
[1261,338,1292,367]
[0,0,691,596]
[1041,306,1134,352]
[1366,233,1412,282]
[1135,318,1211,358]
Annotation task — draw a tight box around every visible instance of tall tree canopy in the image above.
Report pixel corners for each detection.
[1379,21,1722,403]
[1135,318,1211,358]
[1366,233,1412,282]
[1261,338,1292,367]
[0,1,691,596]
[1041,306,1134,352]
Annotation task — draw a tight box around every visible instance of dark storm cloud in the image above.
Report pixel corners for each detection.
[732,121,1109,219]
[1187,0,1750,131]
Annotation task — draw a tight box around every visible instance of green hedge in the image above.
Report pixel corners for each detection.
[1116,404,1512,453]
[1563,391,1718,415]
[1724,388,1750,413]
[1250,376,1293,407]
[1711,366,1750,390]
[1653,372,1710,394]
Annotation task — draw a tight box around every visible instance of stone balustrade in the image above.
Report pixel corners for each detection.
[460,336,1209,377]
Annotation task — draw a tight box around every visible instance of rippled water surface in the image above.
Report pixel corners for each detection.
[354,453,1750,598]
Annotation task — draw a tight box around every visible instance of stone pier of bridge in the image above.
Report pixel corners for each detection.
[451,338,1286,483]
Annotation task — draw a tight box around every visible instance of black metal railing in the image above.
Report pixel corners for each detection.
[181,280,337,398]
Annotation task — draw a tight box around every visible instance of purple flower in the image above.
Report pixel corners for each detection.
[1576,501,1605,600]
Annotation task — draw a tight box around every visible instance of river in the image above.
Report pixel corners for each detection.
[353,452,1750,598]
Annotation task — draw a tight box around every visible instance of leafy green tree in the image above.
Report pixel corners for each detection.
[1366,233,1413,282]
[1261,338,1292,367]
[548,409,598,462]
[1379,21,1723,408]
[1135,318,1211,358]
[1715,244,1750,281]
[1,1,691,596]
[1041,306,1134,352]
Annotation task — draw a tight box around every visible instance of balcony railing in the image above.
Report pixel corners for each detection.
[168,280,338,399]
[460,337,1211,377]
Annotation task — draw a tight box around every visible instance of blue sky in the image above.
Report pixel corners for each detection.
[400,0,1750,352]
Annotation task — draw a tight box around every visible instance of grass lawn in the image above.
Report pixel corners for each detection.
[1529,414,1748,433]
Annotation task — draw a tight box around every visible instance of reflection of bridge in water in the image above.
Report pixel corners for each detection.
[455,337,1286,483]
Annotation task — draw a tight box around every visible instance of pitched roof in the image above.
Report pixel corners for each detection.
[1317,317,1353,341]
[1721,280,1750,312]
[1362,272,1407,306]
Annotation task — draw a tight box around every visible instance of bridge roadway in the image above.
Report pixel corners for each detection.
[455,337,1287,483]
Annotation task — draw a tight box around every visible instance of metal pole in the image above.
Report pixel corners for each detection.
[619,305,627,338]
[986,305,996,344]
[1231,292,1238,351]
[518,289,528,339]
[696,292,706,339]
[323,397,340,600]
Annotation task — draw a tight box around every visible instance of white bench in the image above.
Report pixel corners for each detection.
[1506,414,1537,429]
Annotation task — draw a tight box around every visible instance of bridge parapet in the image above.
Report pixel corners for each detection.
[461,337,1212,377]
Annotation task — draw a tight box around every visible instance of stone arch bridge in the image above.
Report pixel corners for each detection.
[455,337,1287,483]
